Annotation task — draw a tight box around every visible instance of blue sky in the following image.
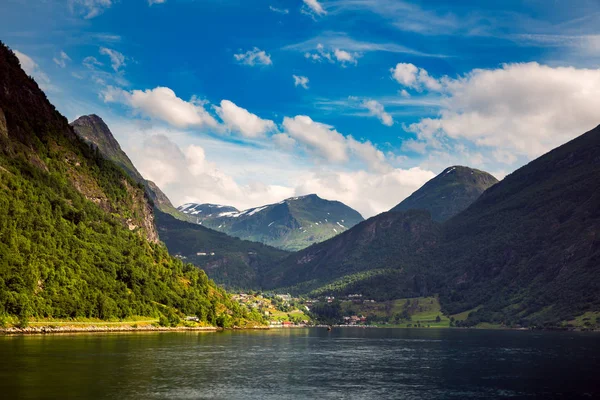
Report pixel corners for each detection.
[2,0,600,216]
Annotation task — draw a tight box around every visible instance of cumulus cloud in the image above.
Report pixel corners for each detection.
[99,47,125,72]
[282,115,389,172]
[134,134,432,217]
[107,118,436,218]
[215,100,276,138]
[14,50,53,91]
[305,44,359,67]
[403,62,600,163]
[102,86,219,129]
[68,0,113,19]
[391,63,443,92]
[302,0,327,16]
[234,47,273,66]
[53,51,71,68]
[272,133,296,150]
[361,99,394,126]
[293,75,309,89]
[133,134,295,211]
[296,167,435,217]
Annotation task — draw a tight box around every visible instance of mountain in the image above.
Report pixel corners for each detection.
[70,115,187,221]
[390,166,498,222]
[178,194,364,251]
[70,114,288,289]
[0,41,259,326]
[269,127,600,327]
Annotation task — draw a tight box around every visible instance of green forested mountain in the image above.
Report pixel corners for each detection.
[390,166,498,222]
[179,194,364,251]
[269,126,600,327]
[0,42,261,326]
[69,114,288,289]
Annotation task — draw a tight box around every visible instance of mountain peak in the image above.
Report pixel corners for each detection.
[391,165,498,222]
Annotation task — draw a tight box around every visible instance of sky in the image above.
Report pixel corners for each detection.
[2,0,600,217]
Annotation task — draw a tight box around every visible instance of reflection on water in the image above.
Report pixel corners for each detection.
[1,328,599,399]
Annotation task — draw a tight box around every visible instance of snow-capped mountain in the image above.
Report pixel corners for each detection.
[177,194,364,251]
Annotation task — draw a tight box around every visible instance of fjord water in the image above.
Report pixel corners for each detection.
[1,329,599,399]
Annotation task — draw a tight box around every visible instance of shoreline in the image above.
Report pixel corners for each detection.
[0,325,221,335]
[2,324,597,335]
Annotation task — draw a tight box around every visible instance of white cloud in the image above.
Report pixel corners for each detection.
[13,50,53,91]
[293,75,309,89]
[53,51,71,68]
[295,167,435,217]
[269,5,289,14]
[361,99,394,126]
[68,0,113,19]
[272,133,296,150]
[391,63,443,92]
[102,86,219,129]
[215,100,276,138]
[83,56,103,69]
[105,117,436,218]
[304,43,360,67]
[287,32,449,58]
[283,115,348,163]
[282,115,389,172]
[404,62,600,163]
[303,0,327,16]
[234,47,273,66]
[99,47,125,72]
[148,0,166,5]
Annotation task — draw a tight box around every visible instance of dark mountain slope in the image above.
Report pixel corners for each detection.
[262,210,441,298]
[70,114,288,289]
[0,41,256,325]
[179,194,364,251]
[391,166,498,222]
[436,125,600,326]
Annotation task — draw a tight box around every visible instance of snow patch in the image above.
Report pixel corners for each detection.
[247,205,268,216]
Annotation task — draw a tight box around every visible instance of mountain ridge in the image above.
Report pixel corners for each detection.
[178,194,364,251]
